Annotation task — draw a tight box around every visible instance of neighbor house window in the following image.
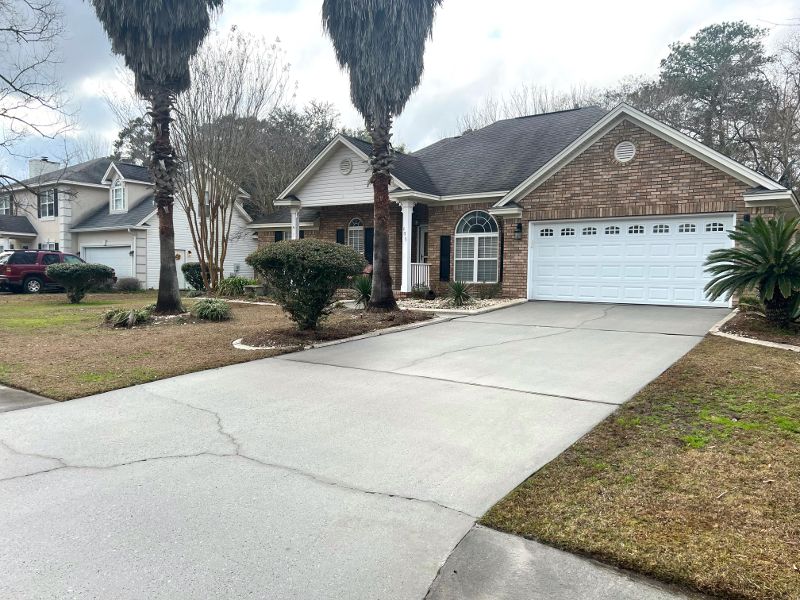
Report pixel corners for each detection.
[454,210,499,283]
[0,194,10,215]
[39,189,56,218]
[110,178,126,212]
[347,218,364,254]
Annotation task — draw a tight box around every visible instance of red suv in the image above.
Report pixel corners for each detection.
[0,250,86,294]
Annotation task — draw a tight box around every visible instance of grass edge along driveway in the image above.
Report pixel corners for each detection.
[482,335,800,600]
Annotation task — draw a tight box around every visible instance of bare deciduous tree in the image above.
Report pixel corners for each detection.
[173,28,290,291]
[456,83,599,133]
[0,0,69,192]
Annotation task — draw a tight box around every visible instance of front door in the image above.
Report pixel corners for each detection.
[416,225,429,263]
[175,249,188,289]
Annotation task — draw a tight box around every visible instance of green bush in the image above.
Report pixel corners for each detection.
[185,289,205,298]
[247,239,366,330]
[475,282,501,299]
[352,275,372,307]
[104,305,153,328]
[410,285,435,300]
[114,277,141,292]
[216,276,258,297]
[46,263,115,304]
[447,280,473,308]
[181,262,207,291]
[191,298,232,321]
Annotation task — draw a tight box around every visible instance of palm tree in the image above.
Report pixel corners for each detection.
[705,216,800,326]
[322,0,442,310]
[89,0,222,313]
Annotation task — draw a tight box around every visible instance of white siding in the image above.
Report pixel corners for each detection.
[145,206,256,289]
[296,145,373,206]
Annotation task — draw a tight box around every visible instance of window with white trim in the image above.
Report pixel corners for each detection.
[678,223,696,233]
[454,210,499,283]
[605,226,620,235]
[110,178,126,212]
[39,242,57,251]
[706,222,724,232]
[560,227,575,236]
[628,225,645,234]
[39,189,56,218]
[0,194,11,215]
[539,228,554,237]
[582,226,597,236]
[347,218,364,254]
[653,224,669,234]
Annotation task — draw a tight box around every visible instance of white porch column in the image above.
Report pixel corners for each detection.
[289,207,300,240]
[399,200,415,293]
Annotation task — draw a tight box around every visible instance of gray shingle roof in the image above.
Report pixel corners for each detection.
[251,207,319,225]
[16,158,153,188]
[71,194,156,230]
[0,215,37,235]
[337,107,607,197]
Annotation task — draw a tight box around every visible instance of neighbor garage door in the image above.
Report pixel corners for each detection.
[84,246,133,278]
[528,214,735,307]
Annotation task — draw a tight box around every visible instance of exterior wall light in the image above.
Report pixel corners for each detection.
[514,222,523,240]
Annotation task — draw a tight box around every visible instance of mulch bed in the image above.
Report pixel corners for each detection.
[721,311,800,345]
[239,308,432,348]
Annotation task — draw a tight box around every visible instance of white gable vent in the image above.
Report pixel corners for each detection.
[339,157,353,175]
[614,141,636,163]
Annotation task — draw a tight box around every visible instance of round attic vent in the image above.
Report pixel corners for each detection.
[614,141,636,163]
[339,157,353,175]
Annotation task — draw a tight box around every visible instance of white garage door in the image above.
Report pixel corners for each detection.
[84,246,133,278]
[528,214,735,307]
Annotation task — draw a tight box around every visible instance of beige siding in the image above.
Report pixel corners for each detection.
[296,145,373,206]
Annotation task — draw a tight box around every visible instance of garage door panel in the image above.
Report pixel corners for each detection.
[84,246,132,278]
[529,215,732,307]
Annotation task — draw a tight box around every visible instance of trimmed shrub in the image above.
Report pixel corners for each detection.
[191,298,232,321]
[104,305,153,328]
[216,276,258,297]
[181,262,207,291]
[352,275,372,307]
[475,282,501,300]
[114,277,141,292]
[447,280,473,307]
[410,285,435,300]
[46,263,115,304]
[185,289,205,298]
[247,239,366,330]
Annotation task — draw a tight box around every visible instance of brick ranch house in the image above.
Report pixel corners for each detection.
[249,104,799,308]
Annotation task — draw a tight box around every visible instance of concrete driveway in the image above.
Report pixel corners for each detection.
[0,302,726,599]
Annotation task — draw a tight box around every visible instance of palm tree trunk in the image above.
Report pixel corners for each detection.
[150,88,182,313]
[764,294,793,327]
[368,119,398,311]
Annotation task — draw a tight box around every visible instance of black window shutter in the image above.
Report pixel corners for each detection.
[53,189,59,217]
[335,228,345,244]
[439,235,451,282]
[38,243,42,250]
[274,231,284,242]
[299,230,305,239]
[364,227,374,264]
[55,243,59,251]
[37,195,41,218]
[498,230,504,282]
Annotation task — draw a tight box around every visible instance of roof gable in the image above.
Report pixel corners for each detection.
[496,104,788,207]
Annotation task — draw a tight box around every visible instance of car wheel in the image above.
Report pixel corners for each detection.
[23,277,43,294]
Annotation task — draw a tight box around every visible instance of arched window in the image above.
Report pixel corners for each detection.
[110,178,126,212]
[347,218,364,254]
[454,210,499,283]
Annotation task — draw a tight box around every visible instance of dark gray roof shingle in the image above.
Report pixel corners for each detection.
[71,194,156,230]
[17,158,153,188]
[337,107,607,197]
[251,207,319,225]
[0,215,37,235]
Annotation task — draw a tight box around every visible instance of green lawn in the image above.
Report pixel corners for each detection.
[482,336,800,600]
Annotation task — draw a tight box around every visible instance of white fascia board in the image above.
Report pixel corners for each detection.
[744,190,800,213]
[276,135,412,202]
[136,209,158,226]
[101,163,125,184]
[489,206,523,218]
[496,103,786,208]
[0,231,36,237]
[70,226,148,233]
[7,180,109,192]
[247,221,318,230]
[389,189,509,204]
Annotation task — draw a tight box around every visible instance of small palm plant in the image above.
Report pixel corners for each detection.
[448,280,473,308]
[704,216,800,326]
[352,275,372,308]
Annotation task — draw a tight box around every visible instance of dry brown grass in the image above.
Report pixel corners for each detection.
[0,292,427,400]
[722,311,800,346]
[482,336,800,600]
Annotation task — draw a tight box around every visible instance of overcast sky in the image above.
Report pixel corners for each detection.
[5,0,798,178]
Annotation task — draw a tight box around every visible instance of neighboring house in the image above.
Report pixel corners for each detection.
[0,157,257,288]
[250,103,799,308]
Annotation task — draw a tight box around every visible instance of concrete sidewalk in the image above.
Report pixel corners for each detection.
[0,385,55,413]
